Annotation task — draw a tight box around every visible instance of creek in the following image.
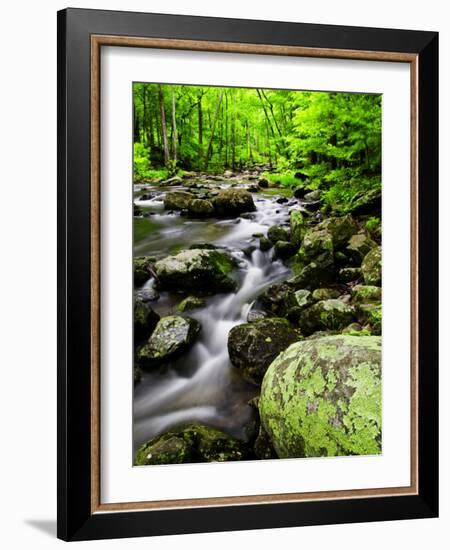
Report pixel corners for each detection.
[133,179,304,452]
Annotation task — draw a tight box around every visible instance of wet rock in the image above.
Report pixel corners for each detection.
[274,240,296,260]
[134,298,160,341]
[289,262,335,290]
[228,318,300,385]
[258,178,269,188]
[134,256,156,286]
[161,175,183,186]
[188,242,218,250]
[260,282,293,316]
[348,188,381,216]
[224,170,234,178]
[276,197,289,204]
[341,322,365,334]
[135,424,252,465]
[135,286,160,302]
[267,225,290,244]
[317,214,358,247]
[247,308,268,323]
[293,185,308,199]
[155,249,236,294]
[259,236,272,251]
[137,315,201,367]
[177,296,206,312]
[164,191,194,210]
[346,232,377,263]
[290,210,306,246]
[351,284,381,304]
[299,299,356,335]
[304,189,322,202]
[295,228,334,271]
[259,335,382,458]
[312,288,340,301]
[212,188,256,216]
[361,246,382,286]
[187,198,215,217]
[338,267,362,283]
[134,204,143,216]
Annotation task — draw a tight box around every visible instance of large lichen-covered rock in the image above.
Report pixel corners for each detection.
[212,188,256,216]
[134,298,160,341]
[361,246,382,286]
[137,315,201,367]
[155,249,236,293]
[346,232,377,263]
[164,190,194,210]
[187,198,215,217]
[267,225,290,244]
[299,299,356,335]
[228,318,300,385]
[290,210,306,246]
[134,424,252,465]
[317,214,358,247]
[259,335,382,458]
[352,285,382,304]
[134,256,155,286]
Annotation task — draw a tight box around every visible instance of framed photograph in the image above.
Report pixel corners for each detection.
[57,8,438,541]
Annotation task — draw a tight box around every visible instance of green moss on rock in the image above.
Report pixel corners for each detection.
[137,315,201,368]
[134,424,252,465]
[259,335,382,458]
[361,246,382,286]
[299,299,356,335]
[228,318,301,385]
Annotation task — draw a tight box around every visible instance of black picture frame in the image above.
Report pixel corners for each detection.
[57,7,438,541]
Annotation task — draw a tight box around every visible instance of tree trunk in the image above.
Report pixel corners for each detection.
[171,86,177,164]
[158,85,170,165]
[204,90,224,170]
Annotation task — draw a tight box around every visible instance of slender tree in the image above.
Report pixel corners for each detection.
[204,90,224,169]
[158,84,170,165]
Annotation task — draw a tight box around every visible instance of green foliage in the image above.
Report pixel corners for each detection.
[366,217,381,233]
[133,84,381,216]
[262,171,303,188]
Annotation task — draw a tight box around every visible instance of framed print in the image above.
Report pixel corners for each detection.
[57,8,439,541]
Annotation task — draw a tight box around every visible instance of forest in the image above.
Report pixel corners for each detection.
[133,83,381,212]
[132,83,383,466]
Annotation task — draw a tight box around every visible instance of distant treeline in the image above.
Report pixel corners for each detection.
[133,83,381,199]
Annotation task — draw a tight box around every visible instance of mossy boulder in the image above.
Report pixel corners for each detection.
[212,188,256,216]
[304,189,322,202]
[357,303,382,335]
[299,299,356,335]
[164,191,194,210]
[177,295,206,312]
[361,246,382,286]
[187,198,215,217]
[154,249,236,294]
[339,267,362,283]
[296,228,334,267]
[259,236,272,251]
[135,424,252,465]
[134,298,160,341]
[290,210,306,246]
[267,225,290,244]
[289,261,335,290]
[346,232,377,263]
[228,318,300,385]
[259,335,382,458]
[312,288,340,301]
[137,315,201,367]
[352,285,382,304]
[134,256,155,286]
[259,282,293,316]
[274,240,296,259]
[317,214,358,247]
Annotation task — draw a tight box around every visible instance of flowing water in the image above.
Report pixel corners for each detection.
[133,181,303,452]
